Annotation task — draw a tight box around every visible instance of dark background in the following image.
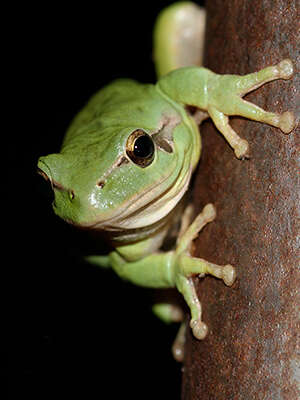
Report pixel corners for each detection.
[8,1,206,398]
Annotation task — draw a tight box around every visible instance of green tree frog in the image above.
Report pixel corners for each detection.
[37,2,295,360]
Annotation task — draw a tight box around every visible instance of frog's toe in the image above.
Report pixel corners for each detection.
[234,138,249,159]
[172,342,185,362]
[172,322,186,362]
[202,203,216,222]
[190,319,208,340]
[176,203,216,253]
[222,264,237,286]
[187,203,216,238]
[279,111,295,134]
[277,59,294,79]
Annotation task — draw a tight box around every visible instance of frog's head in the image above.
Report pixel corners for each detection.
[37,117,196,232]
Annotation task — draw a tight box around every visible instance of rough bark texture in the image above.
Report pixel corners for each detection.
[182,1,299,399]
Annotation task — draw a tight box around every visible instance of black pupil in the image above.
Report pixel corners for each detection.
[133,135,154,158]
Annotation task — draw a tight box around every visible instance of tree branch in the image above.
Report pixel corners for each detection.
[182,0,300,398]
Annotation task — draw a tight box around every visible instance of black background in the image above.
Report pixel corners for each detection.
[8,1,209,398]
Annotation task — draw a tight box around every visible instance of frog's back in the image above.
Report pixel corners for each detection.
[62,79,163,149]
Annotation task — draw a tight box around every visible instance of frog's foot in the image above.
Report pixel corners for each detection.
[154,2,206,77]
[208,59,295,158]
[174,204,237,340]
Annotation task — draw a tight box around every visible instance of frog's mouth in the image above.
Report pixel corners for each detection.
[86,161,192,232]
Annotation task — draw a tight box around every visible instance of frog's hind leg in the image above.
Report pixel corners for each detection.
[208,59,295,158]
[153,2,206,77]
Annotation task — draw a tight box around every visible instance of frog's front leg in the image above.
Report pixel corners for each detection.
[207,59,295,158]
[110,204,236,340]
[158,59,295,159]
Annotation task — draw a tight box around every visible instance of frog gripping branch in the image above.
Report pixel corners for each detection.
[37,2,295,361]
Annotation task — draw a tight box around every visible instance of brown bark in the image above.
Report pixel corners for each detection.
[182,0,300,399]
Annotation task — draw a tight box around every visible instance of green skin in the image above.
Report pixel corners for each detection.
[38,2,295,357]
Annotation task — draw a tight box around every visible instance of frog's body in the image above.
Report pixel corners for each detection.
[38,2,295,361]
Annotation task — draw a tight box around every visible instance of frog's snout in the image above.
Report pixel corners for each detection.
[37,157,52,183]
[38,155,68,191]
[38,155,76,202]
[37,166,50,182]
[38,163,75,201]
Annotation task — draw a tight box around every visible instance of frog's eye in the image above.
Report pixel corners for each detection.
[126,129,155,167]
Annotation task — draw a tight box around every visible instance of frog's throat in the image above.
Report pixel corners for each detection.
[85,164,192,233]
